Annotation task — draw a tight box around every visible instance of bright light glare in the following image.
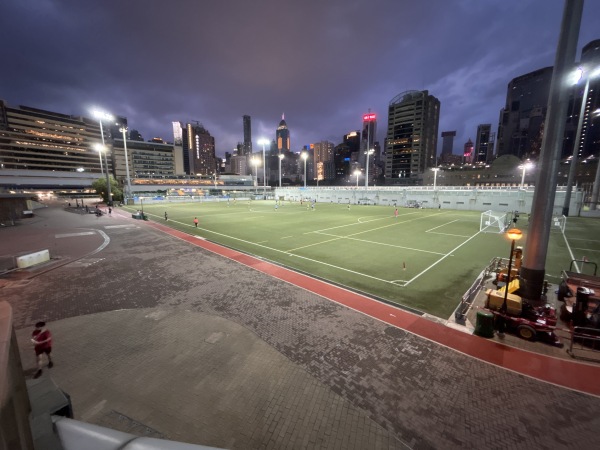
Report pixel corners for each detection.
[258,138,270,146]
[91,109,114,121]
[301,152,308,160]
[94,143,105,152]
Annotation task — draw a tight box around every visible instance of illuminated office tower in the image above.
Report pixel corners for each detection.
[385,90,440,181]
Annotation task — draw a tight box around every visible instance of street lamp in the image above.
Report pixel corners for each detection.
[519,160,533,189]
[431,167,440,190]
[354,170,361,188]
[251,157,259,188]
[301,152,308,188]
[278,154,284,188]
[92,109,114,206]
[119,125,132,204]
[364,149,374,188]
[93,143,104,175]
[502,228,523,312]
[258,138,269,198]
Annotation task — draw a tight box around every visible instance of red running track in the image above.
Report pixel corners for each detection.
[141,217,600,397]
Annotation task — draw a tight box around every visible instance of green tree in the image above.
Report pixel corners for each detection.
[91,176,123,203]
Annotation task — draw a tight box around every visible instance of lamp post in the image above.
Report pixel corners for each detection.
[519,161,533,189]
[431,167,440,190]
[364,149,374,188]
[278,154,284,188]
[301,152,308,188]
[92,110,114,206]
[502,228,523,312]
[94,143,104,175]
[119,126,132,204]
[251,157,259,189]
[354,170,360,188]
[258,138,269,198]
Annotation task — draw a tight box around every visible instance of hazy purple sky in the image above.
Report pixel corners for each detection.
[1,0,599,158]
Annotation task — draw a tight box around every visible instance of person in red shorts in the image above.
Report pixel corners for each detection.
[31,321,53,379]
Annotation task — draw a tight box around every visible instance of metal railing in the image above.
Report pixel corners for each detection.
[568,326,600,362]
[454,258,500,323]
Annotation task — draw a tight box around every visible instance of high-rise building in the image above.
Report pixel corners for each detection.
[464,139,474,164]
[475,124,494,163]
[173,121,217,176]
[440,131,456,164]
[276,114,290,152]
[242,115,252,156]
[384,90,440,181]
[334,131,360,181]
[312,141,335,181]
[360,112,378,184]
[577,39,600,159]
[0,101,107,175]
[496,67,553,159]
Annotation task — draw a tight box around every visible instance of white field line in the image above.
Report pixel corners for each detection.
[425,220,459,232]
[568,237,600,243]
[424,220,471,237]
[158,217,402,285]
[571,247,600,253]
[427,232,472,238]
[313,231,447,256]
[281,236,294,239]
[403,230,483,287]
[292,213,444,253]
[307,210,424,234]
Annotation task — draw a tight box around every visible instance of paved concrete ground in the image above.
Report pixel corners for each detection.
[3,204,600,449]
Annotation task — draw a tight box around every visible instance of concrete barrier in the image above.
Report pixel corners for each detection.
[16,250,50,269]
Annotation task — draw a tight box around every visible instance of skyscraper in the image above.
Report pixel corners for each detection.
[173,121,217,176]
[312,141,335,182]
[475,124,494,163]
[440,131,456,163]
[464,138,474,164]
[242,115,252,156]
[276,114,290,152]
[496,67,553,159]
[577,39,600,159]
[385,90,440,181]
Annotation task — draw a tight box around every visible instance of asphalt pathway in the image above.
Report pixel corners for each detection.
[3,204,600,449]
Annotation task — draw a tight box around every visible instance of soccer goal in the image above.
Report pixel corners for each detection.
[480,210,509,233]
[551,214,567,234]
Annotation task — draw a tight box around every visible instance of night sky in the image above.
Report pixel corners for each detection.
[2,0,599,158]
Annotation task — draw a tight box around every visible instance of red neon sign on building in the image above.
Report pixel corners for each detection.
[363,113,376,121]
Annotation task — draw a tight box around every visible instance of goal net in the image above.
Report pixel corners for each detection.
[551,214,567,234]
[480,210,509,233]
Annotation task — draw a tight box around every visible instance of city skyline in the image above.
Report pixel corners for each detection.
[1,0,599,158]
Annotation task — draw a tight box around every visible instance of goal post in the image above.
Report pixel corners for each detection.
[551,214,567,234]
[480,210,509,233]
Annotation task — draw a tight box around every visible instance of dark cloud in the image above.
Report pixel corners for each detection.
[1,0,598,157]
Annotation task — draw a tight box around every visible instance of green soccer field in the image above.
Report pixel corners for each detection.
[126,200,600,318]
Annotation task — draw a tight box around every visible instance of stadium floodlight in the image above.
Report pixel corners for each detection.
[278,153,284,188]
[93,143,105,174]
[91,109,114,205]
[119,125,132,203]
[364,149,374,188]
[519,161,533,189]
[250,156,260,187]
[354,170,360,188]
[258,138,269,198]
[431,167,440,190]
[301,152,308,188]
